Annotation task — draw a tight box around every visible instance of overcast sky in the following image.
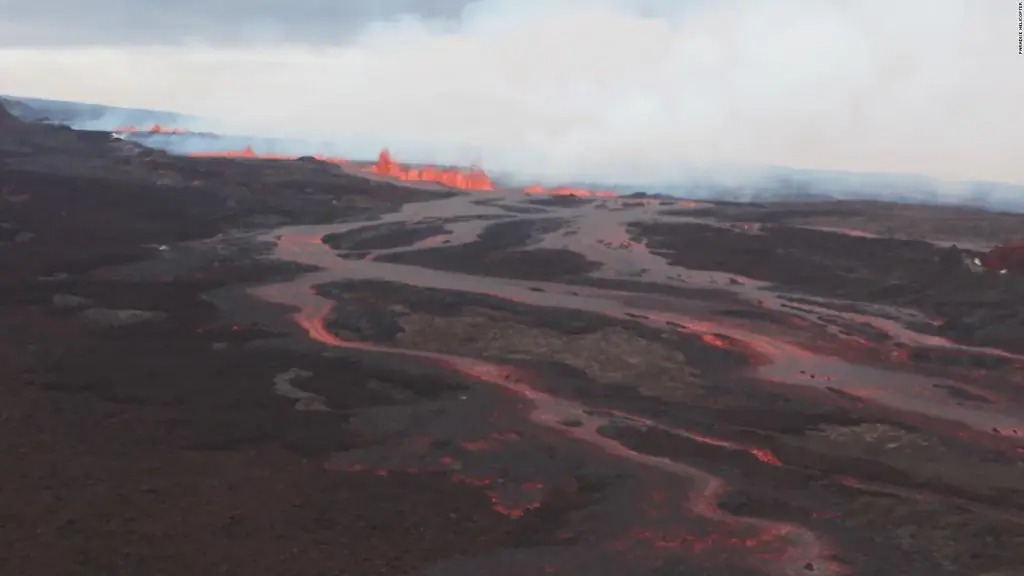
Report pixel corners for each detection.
[0,0,1020,186]
[0,0,475,45]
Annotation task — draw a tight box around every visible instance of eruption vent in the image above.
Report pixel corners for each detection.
[180,143,614,198]
[368,148,495,191]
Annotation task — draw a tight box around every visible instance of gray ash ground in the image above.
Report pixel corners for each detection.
[3,108,1024,575]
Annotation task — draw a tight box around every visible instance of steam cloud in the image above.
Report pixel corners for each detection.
[0,0,1020,188]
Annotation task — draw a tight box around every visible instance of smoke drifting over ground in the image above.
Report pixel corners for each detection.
[0,0,1020,190]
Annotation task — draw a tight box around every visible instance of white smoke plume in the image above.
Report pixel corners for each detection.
[0,0,1020,189]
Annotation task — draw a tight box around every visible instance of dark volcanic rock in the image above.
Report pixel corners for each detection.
[7,100,1024,576]
[0,100,22,126]
[631,221,1024,353]
[0,100,30,151]
[78,308,168,328]
[324,221,450,251]
[377,218,601,281]
[527,195,595,207]
[323,295,407,341]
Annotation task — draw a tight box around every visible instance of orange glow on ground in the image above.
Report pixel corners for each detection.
[182,145,626,197]
[523,184,617,198]
[113,123,189,135]
[186,145,349,165]
[367,148,494,191]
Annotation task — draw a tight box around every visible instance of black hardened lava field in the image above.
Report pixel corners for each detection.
[3,106,1024,576]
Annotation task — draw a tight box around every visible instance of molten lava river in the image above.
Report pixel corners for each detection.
[244,189,1024,576]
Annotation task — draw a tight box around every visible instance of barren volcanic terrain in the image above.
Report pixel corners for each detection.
[3,106,1024,576]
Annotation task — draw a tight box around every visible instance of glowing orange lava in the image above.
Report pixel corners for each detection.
[179,144,629,198]
[113,123,189,135]
[523,184,616,198]
[366,148,494,191]
[460,431,521,452]
[186,146,349,164]
[252,229,851,576]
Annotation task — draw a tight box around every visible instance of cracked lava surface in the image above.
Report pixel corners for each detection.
[250,190,1024,576]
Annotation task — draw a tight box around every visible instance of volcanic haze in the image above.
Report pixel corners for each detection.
[0,0,1019,187]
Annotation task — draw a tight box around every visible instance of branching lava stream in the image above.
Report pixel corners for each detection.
[250,190,1023,575]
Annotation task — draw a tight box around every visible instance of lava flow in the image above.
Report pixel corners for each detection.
[113,123,189,135]
[523,184,617,198]
[250,206,847,576]
[367,148,494,191]
[182,145,621,197]
[260,191,1024,452]
[365,149,617,196]
[186,145,349,165]
[244,191,1024,572]
[259,282,842,575]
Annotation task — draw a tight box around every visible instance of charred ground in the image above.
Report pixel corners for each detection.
[2,107,1024,576]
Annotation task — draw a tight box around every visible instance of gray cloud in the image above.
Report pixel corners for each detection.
[0,0,1020,189]
[0,0,474,46]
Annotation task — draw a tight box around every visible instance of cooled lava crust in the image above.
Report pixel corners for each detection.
[3,106,1024,576]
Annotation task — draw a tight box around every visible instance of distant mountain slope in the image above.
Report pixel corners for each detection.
[0,97,42,122]
[2,94,199,129]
